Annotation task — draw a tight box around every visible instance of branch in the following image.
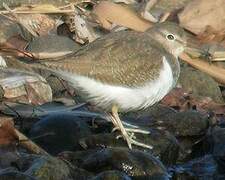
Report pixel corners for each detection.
[179,52,225,85]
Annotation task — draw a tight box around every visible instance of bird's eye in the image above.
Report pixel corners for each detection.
[166,34,175,41]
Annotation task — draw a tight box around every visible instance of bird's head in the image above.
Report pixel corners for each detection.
[146,22,188,57]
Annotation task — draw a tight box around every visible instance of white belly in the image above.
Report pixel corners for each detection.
[56,57,174,112]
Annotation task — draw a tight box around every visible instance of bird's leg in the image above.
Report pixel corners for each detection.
[110,105,132,149]
[110,105,153,150]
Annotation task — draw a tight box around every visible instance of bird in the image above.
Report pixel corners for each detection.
[18,22,189,149]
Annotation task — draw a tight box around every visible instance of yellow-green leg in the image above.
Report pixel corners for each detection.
[110,105,153,149]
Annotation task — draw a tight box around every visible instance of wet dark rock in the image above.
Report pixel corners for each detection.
[91,170,131,180]
[124,108,209,162]
[171,155,220,179]
[0,153,74,180]
[62,148,169,179]
[204,126,225,174]
[0,101,88,118]
[79,133,127,149]
[0,170,36,180]
[80,130,179,167]
[160,111,209,161]
[25,155,72,180]
[124,105,209,137]
[149,110,209,137]
[0,146,19,169]
[123,104,176,124]
[179,65,224,103]
[69,166,93,180]
[29,113,92,155]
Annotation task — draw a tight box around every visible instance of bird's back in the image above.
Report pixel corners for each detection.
[37,30,176,87]
[14,29,180,111]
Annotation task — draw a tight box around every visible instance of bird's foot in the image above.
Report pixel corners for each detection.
[116,132,153,149]
[112,127,150,134]
[112,123,152,149]
[110,105,153,150]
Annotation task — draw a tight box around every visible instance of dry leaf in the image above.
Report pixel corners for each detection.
[161,88,190,109]
[1,35,29,57]
[0,117,18,146]
[0,68,52,105]
[14,14,56,37]
[67,13,99,44]
[161,88,225,115]
[179,0,225,35]
[0,56,7,67]
[92,1,152,32]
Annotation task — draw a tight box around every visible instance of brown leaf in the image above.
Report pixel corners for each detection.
[92,1,152,32]
[161,88,191,110]
[0,68,52,105]
[25,81,52,105]
[5,35,28,50]
[161,88,225,116]
[0,117,18,146]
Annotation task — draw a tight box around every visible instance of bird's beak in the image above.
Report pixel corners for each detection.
[183,37,209,58]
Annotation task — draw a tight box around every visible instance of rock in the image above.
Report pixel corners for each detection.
[123,107,209,162]
[150,0,192,20]
[25,155,72,180]
[178,65,224,103]
[26,35,81,59]
[0,68,52,105]
[80,131,179,167]
[149,110,209,137]
[204,126,225,173]
[178,0,225,35]
[172,155,219,179]
[158,110,209,161]
[0,170,36,180]
[91,170,131,180]
[0,16,22,44]
[69,166,93,180]
[29,113,92,155]
[62,148,169,178]
[0,146,19,169]
[0,153,75,180]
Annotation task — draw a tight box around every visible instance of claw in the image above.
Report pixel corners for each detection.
[125,128,150,134]
[110,105,153,150]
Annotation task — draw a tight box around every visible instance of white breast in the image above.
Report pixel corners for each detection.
[55,57,174,112]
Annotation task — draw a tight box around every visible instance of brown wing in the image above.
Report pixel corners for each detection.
[39,31,167,87]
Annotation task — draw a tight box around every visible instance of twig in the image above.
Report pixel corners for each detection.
[179,52,225,85]
[15,129,49,156]
[159,12,171,23]
[0,9,75,14]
